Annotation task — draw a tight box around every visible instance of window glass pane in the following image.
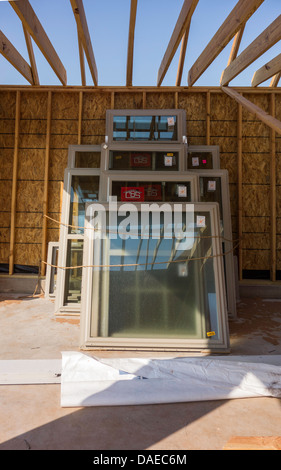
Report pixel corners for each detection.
[49,246,59,295]
[109,150,179,171]
[64,239,83,304]
[69,175,99,234]
[188,152,213,169]
[111,181,192,203]
[91,210,220,341]
[112,115,178,141]
[75,151,101,168]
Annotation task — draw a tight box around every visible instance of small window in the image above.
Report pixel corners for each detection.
[109,150,179,171]
[187,146,220,170]
[106,110,186,144]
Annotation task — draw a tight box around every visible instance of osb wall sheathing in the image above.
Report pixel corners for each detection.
[0,87,280,279]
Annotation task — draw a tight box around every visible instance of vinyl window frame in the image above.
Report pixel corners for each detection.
[105,109,187,145]
[186,145,220,170]
[55,167,101,315]
[80,202,229,352]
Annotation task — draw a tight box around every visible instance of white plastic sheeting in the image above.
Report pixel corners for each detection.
[61,351,281,407]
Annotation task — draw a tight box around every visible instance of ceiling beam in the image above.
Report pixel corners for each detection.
[188,0,265,86]
[9,0,67,85]
[227,23,245,66]
[0,30,34,85]
[221,14,281,86]
[70,0,98,86]
[270,72,281,87]
[221,86,281,135]
[126,0,138,87]
[252,53,281,87]
[175,20,191,86]
[22,25,39,85]
[157,0,199,87]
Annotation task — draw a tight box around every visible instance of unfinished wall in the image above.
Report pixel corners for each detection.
[0,86,280,280]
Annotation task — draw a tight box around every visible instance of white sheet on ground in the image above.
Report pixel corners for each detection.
[60,351,281,407]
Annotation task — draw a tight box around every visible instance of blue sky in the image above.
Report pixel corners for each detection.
[0,0,280,87]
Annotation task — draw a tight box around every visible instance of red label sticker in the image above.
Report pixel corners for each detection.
[130,153,151,167]
[121,187,145,201]
[144,184,162,201]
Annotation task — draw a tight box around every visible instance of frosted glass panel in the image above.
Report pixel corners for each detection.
[90,211,219,341]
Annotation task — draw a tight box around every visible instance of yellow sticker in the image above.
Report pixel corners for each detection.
[115,155,122,160]
[207,331,215,337]
[167,153,174,156]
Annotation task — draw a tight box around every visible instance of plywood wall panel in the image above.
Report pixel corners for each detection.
[114,92,143,109]
[83,93,111,119]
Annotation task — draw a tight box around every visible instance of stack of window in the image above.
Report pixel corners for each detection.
[46,109,234,352]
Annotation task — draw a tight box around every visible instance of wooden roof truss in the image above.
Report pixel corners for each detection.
[0,0,281,133]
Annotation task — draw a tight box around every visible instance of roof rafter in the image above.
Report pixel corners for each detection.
[221,14,281,86]
[252,53,281,87]
[270,72,281,87]
[222,86,281,135]
[0,29,34,85]
[9,0,67,85]
[126,0,138,87]
[70,0,98,86]
[188,0,265,86]
[175,20,191,86]
[157,0,199,87]
[227,23,246,66]
[22,25,39,85]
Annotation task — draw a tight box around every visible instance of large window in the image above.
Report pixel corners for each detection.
[80,202,229,351]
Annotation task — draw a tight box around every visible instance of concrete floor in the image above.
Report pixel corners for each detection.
[0,292,281,450]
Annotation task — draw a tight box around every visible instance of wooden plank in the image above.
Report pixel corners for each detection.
[0,30,34,85]
[41,91,52,276]
[227,23,245,66]
[252,53,281,87]
[77,28,86,87]
[9,91,20,275]
[157,0,199,86]
[78,90,83,144]
[237,102,243,280]
[22,25,39,85]
[221,86,281,135]
[70,0,98,86]
[126,0,138,87]
[206,91,210,145]
[9,0,67,86]
[270,93,276,281]
[270,72,281,87]
[175,21,190,86]
[188,0,265,86]
[221,15,281,86]
[223,436,281,450]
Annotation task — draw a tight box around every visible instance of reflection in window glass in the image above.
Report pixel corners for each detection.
[113,115,178,141]
[188,152,213,169]
[75,151,101,168]
[109,150,179,171]
[91,211,219,341]
[111,181,192,203]
[69,175,100,235]
[49,246,59,295]
[64,239,84,304]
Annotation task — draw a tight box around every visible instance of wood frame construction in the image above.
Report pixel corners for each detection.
[1,85,281,284]
[80,201,229,352]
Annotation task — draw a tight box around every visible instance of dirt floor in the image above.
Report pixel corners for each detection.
[0,292,280,451]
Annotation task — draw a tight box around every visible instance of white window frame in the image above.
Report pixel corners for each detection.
[80,202,229,352]
[44,241,59,300]
[54,168,101,315]
[100,171,199,203]
[105,109,187,145]
[186,145,220,170]
[67,144,102,169]
[100,142,187,172]
[195,169,236,318]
